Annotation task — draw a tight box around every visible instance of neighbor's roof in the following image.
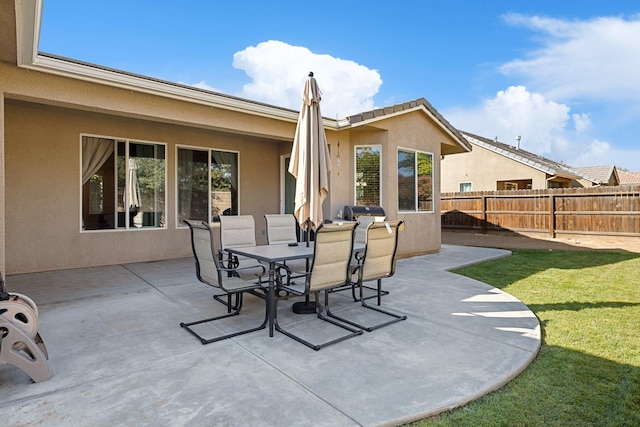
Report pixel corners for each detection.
[460,131,590,180]
[618,170,640,185]
[572,165,619,185]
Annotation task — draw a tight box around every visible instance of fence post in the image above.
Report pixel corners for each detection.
[482,195,488,233]
[549,192,556,238]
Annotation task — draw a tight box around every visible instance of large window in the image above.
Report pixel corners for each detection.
[354,145,381,206]
[177,147,238,225]
[397,149,433,212]
[82,135,166,230]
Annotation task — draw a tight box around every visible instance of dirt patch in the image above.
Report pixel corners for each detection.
[441,229,640,253]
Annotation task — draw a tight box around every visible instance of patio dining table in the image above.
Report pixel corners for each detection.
[225,241,364,337]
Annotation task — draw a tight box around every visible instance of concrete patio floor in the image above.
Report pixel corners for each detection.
[1,245,540,426]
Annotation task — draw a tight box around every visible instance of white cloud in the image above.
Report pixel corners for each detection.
[443,85,636,168]
[500,14,640,102]
[231,40,382,118]
[572,113,591,134]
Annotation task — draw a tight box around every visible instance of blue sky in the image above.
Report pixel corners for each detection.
[40,1,640,171]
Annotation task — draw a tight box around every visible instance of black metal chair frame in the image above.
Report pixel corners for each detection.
[326,220,407,332]
[182,220,268,345]
[274,223,363,351]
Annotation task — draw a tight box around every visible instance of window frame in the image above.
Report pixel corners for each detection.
[175,144,241,228]
[353,144,382,206]
[397,147,435,213]
[80,133,167,233]
[459,181,473,193]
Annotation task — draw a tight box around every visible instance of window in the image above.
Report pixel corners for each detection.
[82,136,166,230]
[355,145,381,206]
[177,147,238,225]
[459,182,472,192]
[398,149,433,212]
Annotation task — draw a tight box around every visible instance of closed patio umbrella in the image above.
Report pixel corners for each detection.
[288,72,332,235]
[288,72,332,313]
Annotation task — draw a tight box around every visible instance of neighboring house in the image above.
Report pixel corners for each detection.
[617,170,640,185]
[0,0,471,274]
[441,131,615,192]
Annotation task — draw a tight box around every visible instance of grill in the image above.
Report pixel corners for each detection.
[343,205,385,221]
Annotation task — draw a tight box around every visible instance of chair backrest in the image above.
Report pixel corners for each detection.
[355,215,386,244]
[360,220,403,282]
[219,215,256,249]
[184,220,221,287]
[308,222,358,292]
[264,214,298,245]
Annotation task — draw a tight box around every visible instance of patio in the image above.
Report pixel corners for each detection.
[0,245,540,426]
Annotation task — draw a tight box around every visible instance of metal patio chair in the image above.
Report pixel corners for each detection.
[327,220,407,332]
[275,222,363,351]
[181,220,268,345]
[264,214,308,286]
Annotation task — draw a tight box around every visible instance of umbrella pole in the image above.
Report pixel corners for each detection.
[292,219,317,314]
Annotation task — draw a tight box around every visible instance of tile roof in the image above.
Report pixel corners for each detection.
[460,131,585,179]
[618,170,640,185]
[347,98,472,152]
[572,165,618,184]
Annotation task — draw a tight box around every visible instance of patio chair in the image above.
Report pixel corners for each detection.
[326,220,407,332]
[332,215,391,302]
[181,220,268,345]
[219,215,264,281]
[275,222,363,351]
[264,214,307,285]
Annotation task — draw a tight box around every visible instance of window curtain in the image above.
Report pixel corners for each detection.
[82,137,114,184]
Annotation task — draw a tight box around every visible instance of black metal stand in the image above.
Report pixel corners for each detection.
[292,222,316,314]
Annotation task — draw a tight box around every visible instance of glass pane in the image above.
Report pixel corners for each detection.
[178,148,209,224]
[211,150,238,219]
[129,142,166,228]
[117,142,126,228]
[417,152,433,212]
[81,136,116,230]
[397,150,415,211]
[355,146,381,206]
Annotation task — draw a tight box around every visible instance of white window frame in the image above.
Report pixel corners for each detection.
[397,147,435,213]
[459,181,473,192]
[79,133,167,233]
[175,144,241,228]
[353,144,382,206]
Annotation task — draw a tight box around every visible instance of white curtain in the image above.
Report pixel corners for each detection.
[82,137,114,184]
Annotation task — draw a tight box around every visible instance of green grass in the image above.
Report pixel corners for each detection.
[412,249,640,427]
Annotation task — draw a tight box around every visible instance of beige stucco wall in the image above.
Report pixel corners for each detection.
[4,99,283,273]
[441,144,549,192]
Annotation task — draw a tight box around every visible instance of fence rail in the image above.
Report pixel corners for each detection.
[441,185,640,237]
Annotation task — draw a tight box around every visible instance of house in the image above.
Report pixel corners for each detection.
[441,131,614,192]
[0,0,471,274]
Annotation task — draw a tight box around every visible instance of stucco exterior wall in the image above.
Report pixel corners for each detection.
[5,100,281,273]
[441,144,549,192]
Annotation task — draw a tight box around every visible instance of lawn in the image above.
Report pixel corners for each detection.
[413,249,640,427]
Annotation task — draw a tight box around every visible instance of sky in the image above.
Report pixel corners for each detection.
[39,1,640,171]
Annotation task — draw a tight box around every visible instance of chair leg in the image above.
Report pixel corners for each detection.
[274,291,363,351]
[326,279,407,332]
[180,291,268,345]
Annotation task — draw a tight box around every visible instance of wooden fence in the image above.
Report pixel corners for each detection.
[441,185,640,238]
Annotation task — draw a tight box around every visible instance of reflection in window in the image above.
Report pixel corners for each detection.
[355,145,381,206]
[81,136,166,230]
[177,148,238,225]
[397,149,433,212]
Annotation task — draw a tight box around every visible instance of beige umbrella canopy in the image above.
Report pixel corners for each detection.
[288,72,332,234]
